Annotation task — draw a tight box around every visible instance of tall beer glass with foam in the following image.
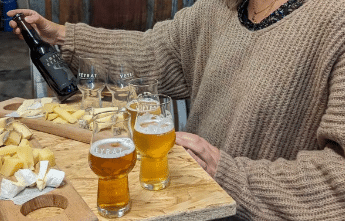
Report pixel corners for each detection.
[133,94,175,190]
[88,110,136,218]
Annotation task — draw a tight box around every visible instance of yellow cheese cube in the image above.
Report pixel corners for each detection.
[0,127,5,134]
[17,145,35,170]
[0,157,24,177]
[38,148,56,167]
[32,148,40,165]
[0,145,19,156]
[12,122,33,139]
[4,130,21,146]
[0,156,2,170]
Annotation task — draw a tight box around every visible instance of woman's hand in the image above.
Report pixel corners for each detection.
[7,9,66,45]
[176,132,220,177]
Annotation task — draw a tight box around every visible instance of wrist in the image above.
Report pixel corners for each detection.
[55,24,66,46]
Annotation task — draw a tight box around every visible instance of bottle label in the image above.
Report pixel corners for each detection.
[39,51,75,91]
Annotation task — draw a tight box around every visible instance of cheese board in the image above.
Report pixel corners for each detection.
[0,136,98,221]
[0,97,92,144]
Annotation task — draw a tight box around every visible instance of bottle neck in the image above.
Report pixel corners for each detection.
[14,16,42,49]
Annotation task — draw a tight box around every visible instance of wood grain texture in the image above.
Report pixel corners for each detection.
[0,136,98,221]
[154,0,172,26]
[32,130,236,220]
[59,0,83,24]
[44,0,52,21]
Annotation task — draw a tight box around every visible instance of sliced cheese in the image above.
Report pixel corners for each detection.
[71,110,85,120]
[4,130,21,146]
[52,117,68,124]
[53,106,77,124]
[46,113,59,121]
[0,127,5,135]
[0,157,24,177]
[12,122,33,139]
[43,103,59,113]
[40,97,53,106]
[0,178,25,199]
[14,169,37,187]
[38,148,56,167]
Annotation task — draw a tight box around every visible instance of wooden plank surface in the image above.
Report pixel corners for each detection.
[0,138,98,221]
[32,130,236,220]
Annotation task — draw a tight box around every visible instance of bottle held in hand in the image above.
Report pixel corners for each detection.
[12,13,78,102]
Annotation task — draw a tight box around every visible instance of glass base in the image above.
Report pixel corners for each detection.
[97,201,131,218]
[140,177,170,191]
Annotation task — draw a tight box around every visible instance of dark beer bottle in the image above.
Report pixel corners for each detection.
[12,13,78,102]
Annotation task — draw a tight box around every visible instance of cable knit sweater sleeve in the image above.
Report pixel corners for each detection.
[215,48,345,220]
[60,5,194,99]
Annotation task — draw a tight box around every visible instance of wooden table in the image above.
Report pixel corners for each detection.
[30,130,236,220]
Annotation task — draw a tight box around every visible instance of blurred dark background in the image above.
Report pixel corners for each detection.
[0,0,196,102]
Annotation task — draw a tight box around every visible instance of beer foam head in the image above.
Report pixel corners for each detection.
[135,111,174,134]
[90,137,135,158]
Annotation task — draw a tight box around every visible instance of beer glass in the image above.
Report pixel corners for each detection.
[78,56,106,111]
[126,77,159,160]
[107,59,135,110]
[133,94,175,190]
[88,110,137,218]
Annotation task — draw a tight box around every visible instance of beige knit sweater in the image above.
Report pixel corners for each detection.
[61,0,345,220]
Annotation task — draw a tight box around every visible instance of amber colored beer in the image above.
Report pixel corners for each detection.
[89,138,136,215]
[133,115,175,190]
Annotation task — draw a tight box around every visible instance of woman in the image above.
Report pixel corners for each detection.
[8,0,345,220]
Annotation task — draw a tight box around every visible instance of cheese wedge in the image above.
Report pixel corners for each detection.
[4,130,21,146]
[12,122,33,139]
[38,148,56,167]
[52,117,68,124]
[71,110,85,120]
[46,113,59,121]
[0,157,24,177]
[93,107,118,115]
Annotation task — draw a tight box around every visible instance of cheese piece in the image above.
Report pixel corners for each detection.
[0,157,24,177]
[0,127,5,135]
[37,161,49,191]
[32,148,40,165]
[4,130,21,146]
[19,139,33,148]
[12,122,33,139]
[0,178,25,199]
[82,114,93,123]
[38,148,56,167]
[45,169,65,188]
[0,117,12,128]
[17,144,35,170]
[14,169,37,187]
[0,156,2,170]
[43,103,59,113]
[53,106,77,124]
[71,110,85,120]
[40,97,53,106]
[52,117,68,124]
[0,130,9,146]
[16,100,35,114]
[0,145,19,156]
[46,113,59,121]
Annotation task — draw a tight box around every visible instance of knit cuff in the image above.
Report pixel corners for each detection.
[60,22,76,65]
[214,150,237,190]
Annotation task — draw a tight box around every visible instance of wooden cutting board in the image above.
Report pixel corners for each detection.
[0,137,98,221]
[0,97,92,144]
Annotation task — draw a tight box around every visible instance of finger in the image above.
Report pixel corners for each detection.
[7,9,36,17]
[9,20,18,29]
[187,149,207,170]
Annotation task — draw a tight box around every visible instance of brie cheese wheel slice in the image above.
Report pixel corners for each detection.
[0,178,25,199]
[45,169,65,188]
[14,169,37,187]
